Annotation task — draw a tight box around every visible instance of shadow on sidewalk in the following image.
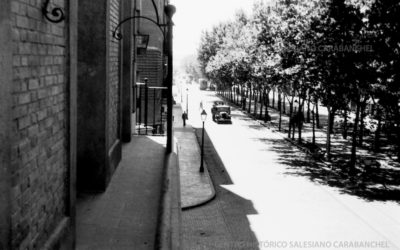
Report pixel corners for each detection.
[181,128,260,249]
[76,135,168,249]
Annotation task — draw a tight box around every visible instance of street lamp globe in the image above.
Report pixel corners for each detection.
[201,110,207,122]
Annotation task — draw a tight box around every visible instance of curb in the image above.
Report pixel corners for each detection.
[181,161,216,210]
[175,104,216,211]
[155,142,182,250]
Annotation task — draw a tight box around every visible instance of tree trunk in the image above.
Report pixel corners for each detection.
[288,96,294,138]
[237,87,240,105]
[315,98,321,128]
[272,89,275,108]
[397,121,400,161]
[248,86,252,113]
[245,87,249,110]
[264,94,270,122]
[349,99,361,171]
[343,108,348,139]
[292,118,296,139]
[298,100,305,144]
[374,109,382,152]
[241,86,244,107]
[253,90,258,117]
[242,86,247,110]
[312,107,316,145]
[234,86,237,105]
[260,90,264,120]
[358,102,366,146]
[278,92,282,131]
[329,109,335,134]
[283,94,286,114]
[307,95,311,123]
[277,92,280,111]
[326,107,332,160]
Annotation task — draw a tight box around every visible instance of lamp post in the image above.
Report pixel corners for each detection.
[186,87,189,119]
[165,5,176,153]
[200,109,207,172]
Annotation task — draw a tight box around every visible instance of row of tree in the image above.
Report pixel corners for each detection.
[197,0,400,169]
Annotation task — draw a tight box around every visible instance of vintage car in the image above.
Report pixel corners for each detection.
[211,102,232,124]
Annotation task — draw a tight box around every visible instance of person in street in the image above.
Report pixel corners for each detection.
[182,111,188,127]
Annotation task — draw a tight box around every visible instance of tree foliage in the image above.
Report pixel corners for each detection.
[197,0,400,164]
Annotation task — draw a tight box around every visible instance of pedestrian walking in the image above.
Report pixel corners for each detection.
[182,111,188,127]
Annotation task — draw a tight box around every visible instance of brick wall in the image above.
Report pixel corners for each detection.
[140,0,166,49]
[10,0,68,248]
[137,48,163,85]
[109,0,121,148]
[137,48,164,125]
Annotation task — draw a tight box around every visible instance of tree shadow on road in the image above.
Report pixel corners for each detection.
[217,95,400,203]
[263,137,400,203]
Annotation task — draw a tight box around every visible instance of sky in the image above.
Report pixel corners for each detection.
[169,0,263,66]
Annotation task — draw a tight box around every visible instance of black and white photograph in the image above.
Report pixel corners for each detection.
[0,0,399,249]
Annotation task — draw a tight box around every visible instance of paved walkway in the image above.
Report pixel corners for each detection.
[173,104,215,209]
[76,136,167,250]
[75,102,215,249]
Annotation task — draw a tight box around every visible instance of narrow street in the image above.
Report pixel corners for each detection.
[181,87,400,250]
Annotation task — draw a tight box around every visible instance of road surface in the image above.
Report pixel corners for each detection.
[181,86,400,250]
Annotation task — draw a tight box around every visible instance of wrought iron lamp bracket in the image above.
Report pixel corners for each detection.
[42,0,65,23]
[112,16,167,40]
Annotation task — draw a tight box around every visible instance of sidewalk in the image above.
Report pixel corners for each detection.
[173,104,216,209]
[75,135,179,250]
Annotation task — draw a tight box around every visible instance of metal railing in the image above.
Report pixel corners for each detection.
[135,82,168,135]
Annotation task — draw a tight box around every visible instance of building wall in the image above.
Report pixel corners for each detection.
[139,0,166,49]
[109,0,121,149]
[0,1,14,248]
[77,0,122,192]
[135,0,168,129]
[137,48,164,127]
[0,0,74,249]
[0,0,136,248]
[137,48,163,85]
[120,0,135,142]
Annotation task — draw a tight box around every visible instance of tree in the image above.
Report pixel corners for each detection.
[368,0,400,160]
[310,0,364,163]
[181,55,202,81]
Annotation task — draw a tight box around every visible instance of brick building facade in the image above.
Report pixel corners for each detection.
[0,0,75,249]
[76,0,123,192]
[0,0,172,248]
[135,0,168,130]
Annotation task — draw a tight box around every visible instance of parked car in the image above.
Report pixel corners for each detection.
[209,83,216,91]
[199,78,208,90]
[211,101,232,124]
